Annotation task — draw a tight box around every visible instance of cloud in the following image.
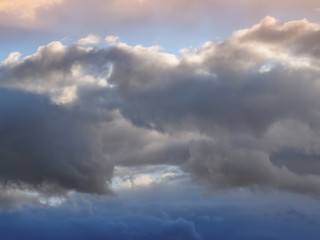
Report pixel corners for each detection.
[2,17,320,203]
[77,34,100,46]
[0,178,319,240]
[185,140,320,195]
[2,0,320,32]
[0,41,189,199]
[0,86,187,198]
[0,0,63,28]
[105,36,120,45]
[0,89,114,195]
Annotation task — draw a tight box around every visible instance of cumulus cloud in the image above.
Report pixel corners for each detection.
[0,86,187,198]
[0,41,189,199]
[77,34,100,46]
[2,17,320,204]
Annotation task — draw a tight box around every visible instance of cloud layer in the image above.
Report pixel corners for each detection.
[1,178,320,240]
[1,0,320,30]
[1,17,320,204]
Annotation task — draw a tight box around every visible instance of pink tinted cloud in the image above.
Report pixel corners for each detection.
[1,0,320,33]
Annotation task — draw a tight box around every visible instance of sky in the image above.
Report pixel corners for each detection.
[1,0,320,239]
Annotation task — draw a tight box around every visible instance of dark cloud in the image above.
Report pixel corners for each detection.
[271,149,320,176]
[185,140,320,195]
[0,178,320,240]
[0,207,204,240]
[0,87,189,200]
[0,89,114,195]
[2,17,320,203]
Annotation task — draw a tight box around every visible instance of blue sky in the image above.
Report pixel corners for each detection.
[1,0,320,239]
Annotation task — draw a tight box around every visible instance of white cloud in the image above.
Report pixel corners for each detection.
[105,36,119,45]
[77,34,100,46]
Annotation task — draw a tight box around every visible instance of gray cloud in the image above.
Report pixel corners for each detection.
[185,140,320,195]
[0,87,187,198]
[0,89,114,195]
[1,17,320,203]
[270,149,320,176]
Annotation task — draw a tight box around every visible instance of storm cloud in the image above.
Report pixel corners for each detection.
[1,17,320,203]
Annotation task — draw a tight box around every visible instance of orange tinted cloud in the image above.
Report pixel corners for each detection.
[1,0,320,30]
[0,0,63,27]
